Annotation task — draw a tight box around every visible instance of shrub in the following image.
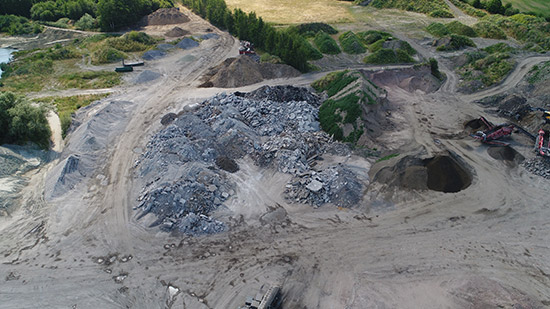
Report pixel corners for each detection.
[91,47,126,64]
[364,48,414,64]
[293,22,338,37]
[429,57,442,79]
[429,9,454,18]
[369,0,451,16]
[314,31,341,55]
[339,31,366,54]
[483,42,513,54]
[448,0,487,17]
[319,93,362,141]
[357,30,392,45]
[436,34,476,51]
[473,21,507,39]
[426,22,450,37]
[311,70,358,96]
[259,53,283,63]
[446,21,477,37]
[301,39,323,60]
[0,92,51,149]
[75,13,97,30]
[0,15,43,35]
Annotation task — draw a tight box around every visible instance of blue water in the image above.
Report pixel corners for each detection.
[0,48,15,77]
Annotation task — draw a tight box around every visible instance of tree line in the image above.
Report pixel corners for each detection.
[181,0,311,72]
[0,0,173,31]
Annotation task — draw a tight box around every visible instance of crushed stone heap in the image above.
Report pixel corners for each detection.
[134,86,364,235]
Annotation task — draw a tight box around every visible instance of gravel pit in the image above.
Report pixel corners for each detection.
[374,154,472,193]
[487,146,524,163]
[424,156,472,193]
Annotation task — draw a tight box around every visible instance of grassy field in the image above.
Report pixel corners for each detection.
[502,0,549,16]
[224,0,354,24]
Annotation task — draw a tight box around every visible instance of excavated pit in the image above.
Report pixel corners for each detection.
[487,146,524,163]
[374,154,473,193]
[424,156,472,193]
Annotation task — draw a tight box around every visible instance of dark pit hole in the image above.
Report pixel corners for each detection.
[215,156,239,173]
[423,156,472,193]
[487,146,524,163]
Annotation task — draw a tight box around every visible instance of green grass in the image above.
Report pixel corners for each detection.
[458,43,515,89]
[291,23,338,37]
[376,153,400,162]
[473,21,507,39]
[33,94,109,137]
[319,93,362,141]
[314,31,341,55]
[446,21,477,37]
[364,48,414,64]
[339,31,366,54]
[368,0,453,17]
[480,14,550,51]
[502,0,550,18]
[426,22,450,37]
[527,61,550,84]
[58,71,121,89]
[311,70,358,96]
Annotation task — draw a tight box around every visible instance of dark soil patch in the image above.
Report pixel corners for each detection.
[424,156,472,193]
[161,113,177,125]
[487,146,524,163]
[215,156,239,173]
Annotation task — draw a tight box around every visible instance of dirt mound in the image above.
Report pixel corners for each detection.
[487,146,524,163]
[243,85,321,106]
[164,26,189,37]
[201,56,300,88]
[374,153,473,193]
[140,8,190,26]
[175,38,199,50]
[361,65,442,93]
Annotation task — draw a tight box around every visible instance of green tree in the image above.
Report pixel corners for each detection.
[0,92,51,149]
[471,0,482,9]
[0,0,33,18]
[486,0,503,14]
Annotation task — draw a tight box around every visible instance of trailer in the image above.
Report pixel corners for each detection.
[115,66,133,72]
[122,59,144,67]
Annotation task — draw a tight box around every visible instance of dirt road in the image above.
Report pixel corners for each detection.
[1,8,550,309]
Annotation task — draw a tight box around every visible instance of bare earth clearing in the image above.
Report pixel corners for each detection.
[2,7,550,309]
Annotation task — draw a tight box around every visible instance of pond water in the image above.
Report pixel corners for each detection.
[0,48,15,77]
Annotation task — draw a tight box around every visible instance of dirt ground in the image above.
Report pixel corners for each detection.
[2,6,550,309]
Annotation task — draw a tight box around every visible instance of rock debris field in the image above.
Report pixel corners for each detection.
[134,86,365,235]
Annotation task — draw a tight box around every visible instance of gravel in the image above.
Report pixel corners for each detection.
[134,86,364,235]
[142,50,167,60]
[523,157,550,179]
[176,38,199,50]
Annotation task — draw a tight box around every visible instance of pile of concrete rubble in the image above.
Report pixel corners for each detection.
[523,158,550,179]
[135,86,364,235]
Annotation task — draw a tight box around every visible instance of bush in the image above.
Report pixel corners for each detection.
[446,21,477,37]
[436,34,476,51]
[293,22,338,37]
[367,39,385,52]
[0,15,43,35]
[311,70,358,96]
[75,13,97,30]
[483,42,513,54]
[301,40,323,60]
[339,31,366,54]
[429,9,454,18]
[473,21,507,39]
[357,30,392,45]
[448,0,487,17]
[314,31,341,55]
[0,92,51,149]
[426,22,450,37]
[91,47,126,64]
[429,57,442,79]
[259,53,283,63]
[364,48,414,64]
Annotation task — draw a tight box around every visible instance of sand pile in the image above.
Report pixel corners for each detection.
[201,56,300,88]
[164,26,189,37]
[140,8,190,26]
[362,65,442,93]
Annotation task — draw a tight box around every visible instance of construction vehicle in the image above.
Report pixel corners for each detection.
[239,285,282,309]
[535,129,550,157]
[530,107,550,123]
[239,41,255,55]
[470,116,535,146]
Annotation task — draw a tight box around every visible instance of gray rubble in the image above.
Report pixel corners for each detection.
[176,38,199,50]
[135,86,364,235]
[523,158,550,179]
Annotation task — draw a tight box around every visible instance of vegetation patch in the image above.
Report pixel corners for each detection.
[364,48,414,64]
[367,0,453,17]
[427,21,477,38]
[436,34,476,51]
[319,93,362,142]
[339,31,366,54]
[312,70,358,96]
[448,0,487,17]
[357,30,392,45]
[376,153,400,162]
[0,15,43,35]
[58,71,121,89]
[479,14,550,51]
[33,94,108,137]
[457,43,515,91]
[291,22,338,37]
[314,31,341,55]
[526,61,550,84]
[426,22,450,37]
[0,92,50,149]
[473,21,507,39]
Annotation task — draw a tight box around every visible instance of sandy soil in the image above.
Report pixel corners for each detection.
[1,7,550,309]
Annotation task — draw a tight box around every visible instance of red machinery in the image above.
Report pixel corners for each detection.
[535,129,550,157]
[239,41,255,55]
[470,116,515,146]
